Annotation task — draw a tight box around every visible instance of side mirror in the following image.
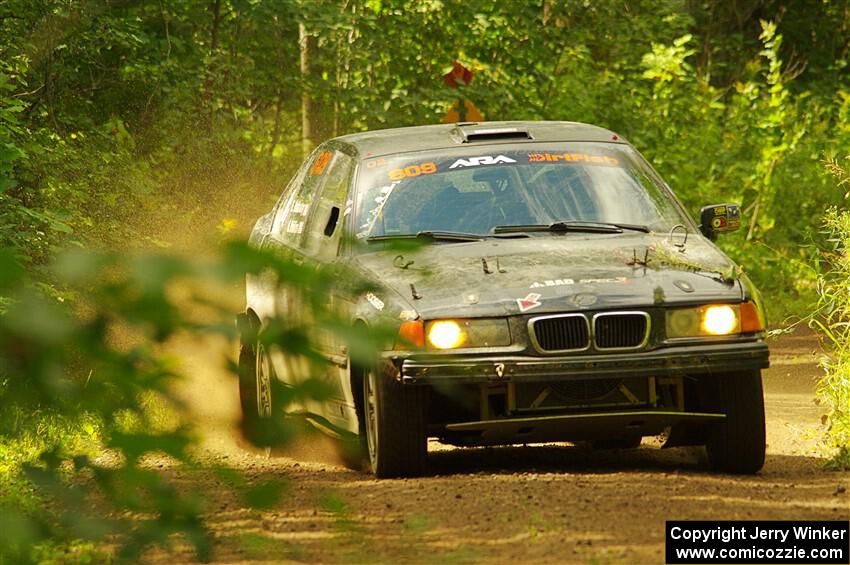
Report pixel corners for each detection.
[699,203,741,240]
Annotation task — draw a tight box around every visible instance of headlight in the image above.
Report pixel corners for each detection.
[666,304,741,338]
[427,321,464,349]
[703,305,738,335]
[425,318,511,350]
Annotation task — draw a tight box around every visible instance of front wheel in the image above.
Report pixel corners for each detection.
[363,361,428,478]
[703,370,766,474]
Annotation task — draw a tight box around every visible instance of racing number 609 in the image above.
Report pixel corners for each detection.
[389,162,437,181]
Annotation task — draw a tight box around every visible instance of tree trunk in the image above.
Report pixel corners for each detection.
[224,9,240,115]
[299,22,317,158]
[268,90,283,164]
[204,0,222,129]
[210,0,222,54]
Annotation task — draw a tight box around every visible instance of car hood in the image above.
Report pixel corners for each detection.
[352,233,743,318]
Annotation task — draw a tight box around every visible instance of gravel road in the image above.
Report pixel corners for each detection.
[149,330,849,564]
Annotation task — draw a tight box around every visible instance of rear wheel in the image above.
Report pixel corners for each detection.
[363,361,428,478]
[238,338,273,438]
[702,370,766,474]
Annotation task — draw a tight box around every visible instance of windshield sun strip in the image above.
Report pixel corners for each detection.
[354,143,689,243]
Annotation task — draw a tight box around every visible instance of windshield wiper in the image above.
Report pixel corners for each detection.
[493,220,650,235]
[366,230,487,243]
[598,222,650,233]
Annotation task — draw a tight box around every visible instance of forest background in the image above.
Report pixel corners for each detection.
[1,0,849,561]
[3,0,850,315]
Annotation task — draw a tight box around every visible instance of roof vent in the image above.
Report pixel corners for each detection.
[450,125,533,143]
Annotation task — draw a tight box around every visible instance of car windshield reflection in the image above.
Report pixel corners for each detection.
[355,143,689,244]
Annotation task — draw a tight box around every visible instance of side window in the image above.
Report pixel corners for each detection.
[274,148,334,246]
[303,150,355,258]
[271,157,311,239]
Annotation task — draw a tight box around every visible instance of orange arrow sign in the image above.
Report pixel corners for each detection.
[442,98,484,123]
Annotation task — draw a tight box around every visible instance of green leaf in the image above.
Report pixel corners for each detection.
[0,247,24,287]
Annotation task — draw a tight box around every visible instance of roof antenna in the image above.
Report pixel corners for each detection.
[409,283,422,300]
[496,257,507,273]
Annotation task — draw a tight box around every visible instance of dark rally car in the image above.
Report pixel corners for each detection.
[238,121,769,478]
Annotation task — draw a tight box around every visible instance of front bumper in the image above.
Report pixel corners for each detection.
[441,410,725,445]
[400,341,769,384]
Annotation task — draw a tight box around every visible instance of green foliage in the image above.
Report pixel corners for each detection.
[0,241,385,562]
[626,21,826,322]
[809,162,850,468]
[641,34,696,84]
[1,0,847,320]
[0,67,38,268]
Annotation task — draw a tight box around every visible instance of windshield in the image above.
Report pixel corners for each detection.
[354,143,691,240]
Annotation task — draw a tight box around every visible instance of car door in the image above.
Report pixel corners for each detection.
[297,146,358,430]
[260,148,331,415]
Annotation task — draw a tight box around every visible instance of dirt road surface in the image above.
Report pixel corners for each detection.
[151,330,849,564]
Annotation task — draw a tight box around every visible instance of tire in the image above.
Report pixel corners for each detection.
[590,436,643,450]
[238,336,274,444]
[363,360,428,478]
[703,370,766,474]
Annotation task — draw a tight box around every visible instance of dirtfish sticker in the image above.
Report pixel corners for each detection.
[365,292,385,311]
[527,153,620,166]
[516,292,542,313]
[449,155,516,169]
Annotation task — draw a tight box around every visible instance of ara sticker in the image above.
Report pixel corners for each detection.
[527,153,619,166]
[310,151,333,175]
[449,155,516,169]
[365,292,385,311]
[530,278,575,288]
[516,292,542,313]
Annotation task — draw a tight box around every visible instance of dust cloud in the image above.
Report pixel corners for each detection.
[136,166,348,469]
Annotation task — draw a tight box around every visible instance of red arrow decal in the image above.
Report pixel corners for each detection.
[517,292,542,313]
